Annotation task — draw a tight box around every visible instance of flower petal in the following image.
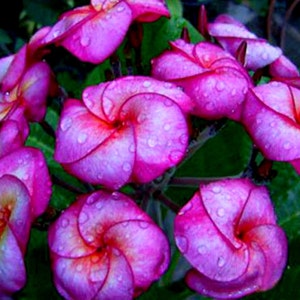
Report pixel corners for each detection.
[174,192,249,282]
[55,99,116,164]
[63,124,135,189]
[51,252,109,300]
[104,220,170,293]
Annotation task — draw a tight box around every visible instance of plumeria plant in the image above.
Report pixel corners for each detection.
[0,0,299,299]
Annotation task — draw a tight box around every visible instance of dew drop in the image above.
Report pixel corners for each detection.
[179,134,188,145]
[137,113,147,123]
[78,212,89,224]
[216,81,225,91]
[217,256,225,267]
[164,99,173,107]
[122,162,131,172]
[197,244,207,254]
[212,186,221,194]
[91,255,101,263]
[95,201,104,210]
[61,218,69,228]
[231,88,237,96]
[163,123,171,131]
[143,80,151,88]
[77,132,88,144]
[122,221,129,228]
[138,221,150,229]
[169,150,183,163]
[147,137,158,148]
[175,235,188,253]
[60,117,73,131]
[203,54,210,62]
[217,207,225,217]
[76,264,83,272]
[86,235,94,242]
[128,143,135,153]
[80,36,91,47]
[53,30,60,38]
[117,5,125,12]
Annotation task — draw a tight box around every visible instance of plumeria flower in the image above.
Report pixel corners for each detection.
[241,80,300,174]
[54,76,192,189]
[207,14,282,71]
[174,178,287,299]
[41,0,170,63]
[0,44,53,140]
[0,175,32,297]
[0,147,52,221]
[151,39,253,120]
[48,190,170,299]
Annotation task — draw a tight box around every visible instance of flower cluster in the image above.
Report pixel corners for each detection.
[0,0,296,299]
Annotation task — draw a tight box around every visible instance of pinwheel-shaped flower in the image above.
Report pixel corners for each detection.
[151,39,253,120]
[241,81,300,174]
[54,76,192,189]
[0,44,53,140]
[208,14,282,71]
[48,190,170,299]
[0,147,52,220]
[174,179,287,299]
[0,175,32,297]
[42,0,170,63]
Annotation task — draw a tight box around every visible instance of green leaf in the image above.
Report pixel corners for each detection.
[176,121,253,178]
[166,0,183,17]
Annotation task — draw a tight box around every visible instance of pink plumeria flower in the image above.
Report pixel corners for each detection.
[241,81,300,173]
[151,39,253,120]
[0,147,52,221]
[54,76,192,189]
[0,175,32,297]
[42,0,170,63]
[49,190,170,299]
[208,14,282,71]
[174,178,287,299]
[0,44,53,139]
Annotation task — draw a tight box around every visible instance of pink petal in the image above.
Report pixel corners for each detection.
[0,55,14,83]
[0,227,26,296]
[51,252,109,300]
[243,225,288,291]
[63,124,135,189]
[0,175,31,253]
[94,247,134,300]
[18,61,51,121]
[126,0,170,22]
[0,120,24,158]
[200,179,252,248]
[269,55,300,78]
[123,94,188,183]
[0,147,52,220]
[46,4,132,63]
[238,186,277,232]
[185,242,265,299]
[104,220,170,293]
[242,84,300,161]
[55,99,116,163]
[77,191,152,248]
[1,45,27,91]
[174,192,249,282]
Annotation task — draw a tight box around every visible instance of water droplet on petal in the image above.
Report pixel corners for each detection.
[91,255,101,263]
[137,113,147,123]
[61,218,69,228]
[80,36,91,47]
[78,212,89,224]
[138,221,150,229]
[143,80,151,88]
[169,150,183,163]
[216,81,225,91]
[217,207,225,217]
[231,88,237,96]
[212,186,221,194]
[283,142,291,150]
[76,264,83,272]
[122,162,131,172]
[163,124,171,131]
[179,134,188,145]
[128,144,135,153]
[95,201,103,210]
[147,137,158,148]
[217,256,225,267]
[86,235,94,242]
[198,244,207,254]
[122,221,129,227]
[77,132,88,144]
[164,99,173,107]
[60,117,73,131]
[175,235,188,253]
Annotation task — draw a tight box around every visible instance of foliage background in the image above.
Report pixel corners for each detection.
[0,0,300,299]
